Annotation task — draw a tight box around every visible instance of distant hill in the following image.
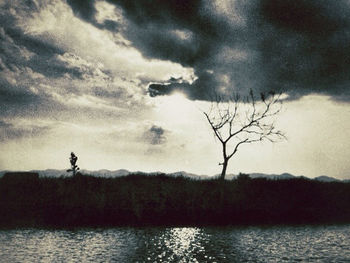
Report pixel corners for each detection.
[0,169,206,179]
[0,169,347,182]
[225,172,298,181]
[79,169,130,177]
[313,175,341,182]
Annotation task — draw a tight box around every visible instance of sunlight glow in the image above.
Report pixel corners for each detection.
[154,92,196,125]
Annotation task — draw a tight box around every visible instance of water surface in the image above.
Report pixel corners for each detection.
[0,225,349,262]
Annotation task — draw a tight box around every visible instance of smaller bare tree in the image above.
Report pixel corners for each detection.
[204,90,285,180]
[67,152,79,176]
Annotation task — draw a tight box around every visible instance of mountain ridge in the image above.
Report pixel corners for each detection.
[0,169,347,182]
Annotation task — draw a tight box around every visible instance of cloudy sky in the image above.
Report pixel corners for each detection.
[0,0,349,179]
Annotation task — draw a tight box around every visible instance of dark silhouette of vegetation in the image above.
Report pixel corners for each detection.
[67,152,79,176]
[0,172,349,228]
[2,172,39,181]
[204,91,285,180]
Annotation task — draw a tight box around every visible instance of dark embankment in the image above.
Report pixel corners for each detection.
[0,173,350,228]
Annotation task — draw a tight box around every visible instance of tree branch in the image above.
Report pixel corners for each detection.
[203,90,286,179]
[203,111,224,143]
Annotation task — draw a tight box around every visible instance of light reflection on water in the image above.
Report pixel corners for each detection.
[148,228,203,261]
[0,225,349,262]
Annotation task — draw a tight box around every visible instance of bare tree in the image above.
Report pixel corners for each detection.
[203,90,285,180]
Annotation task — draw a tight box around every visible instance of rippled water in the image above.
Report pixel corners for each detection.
[0,225,349,262]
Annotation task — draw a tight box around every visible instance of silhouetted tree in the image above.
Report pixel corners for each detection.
[67,152,79,176]
[204,90,285,180]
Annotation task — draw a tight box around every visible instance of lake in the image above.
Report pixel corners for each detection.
[0,225,349,262]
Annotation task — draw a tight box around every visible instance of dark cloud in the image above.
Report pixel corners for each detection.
[258,0,343,37]
[0,120,50,141]
[0,25,67,118]
[254,0,350,96]
[4,27,64,56]
[0,79,39,105]
[1,25,86,80]
[99,19,120,32]
[66,0,350,101]
[0,79,65,119]
[148,83,175,97]
[148,72,218,100]
[66,0,96,21]
[143,125,167,145]
[0,2,118,120]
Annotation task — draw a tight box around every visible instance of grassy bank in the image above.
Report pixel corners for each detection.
[1,173,350,228]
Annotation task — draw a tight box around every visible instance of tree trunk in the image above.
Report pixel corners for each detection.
[220,159,228,180]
